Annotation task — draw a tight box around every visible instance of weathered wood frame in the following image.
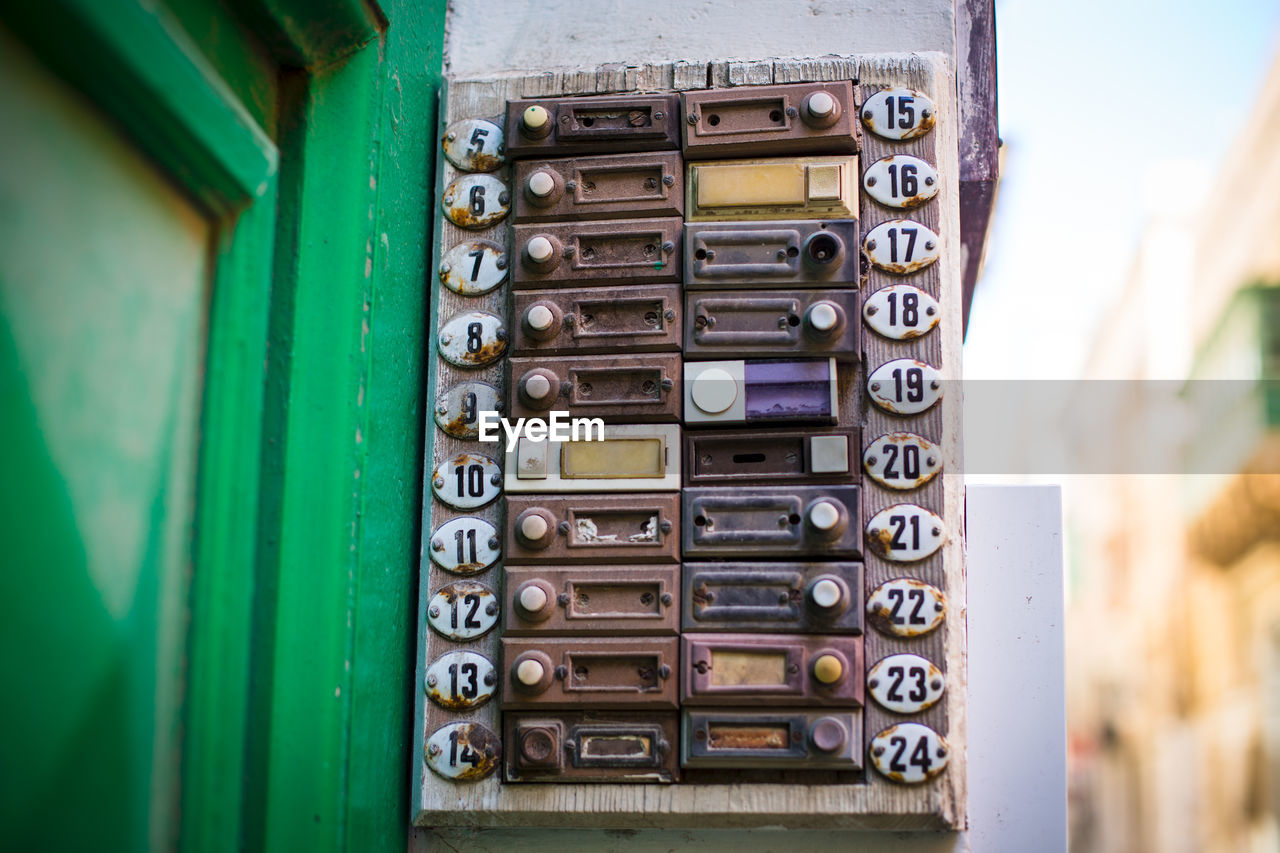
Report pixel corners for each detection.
[415,53,965,830]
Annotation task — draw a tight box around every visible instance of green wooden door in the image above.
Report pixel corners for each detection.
[0,26,211,848]
[0,1,444,850]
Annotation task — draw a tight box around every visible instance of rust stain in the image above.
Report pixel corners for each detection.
[708,725,789,751]
[468,151,504,172]
[460,337,508,365]
[902,113,937,140]
[449,724,502,781]
[428,688,492,712]
[897,194,931,210]
[438,580,490,604]
[444,201,506,230]
[442,412,477,438]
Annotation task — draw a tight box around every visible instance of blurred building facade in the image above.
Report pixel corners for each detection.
[1065,50,1280,853]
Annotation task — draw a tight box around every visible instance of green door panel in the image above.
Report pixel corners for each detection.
[0,26,210,850]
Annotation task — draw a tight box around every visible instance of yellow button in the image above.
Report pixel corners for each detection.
[696,162,806,207]
[522,105,549,130]
[807,164,842,201]
[813,653,844,684]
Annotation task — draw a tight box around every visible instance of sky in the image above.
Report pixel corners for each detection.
[964,0,1280,380]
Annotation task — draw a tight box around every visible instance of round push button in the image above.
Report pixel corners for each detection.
[518,584,549,614]
[810,716,847,753]
[691,367,737,414]
[519,513,549,541]
[809,500,842,531]
[516,658,546,686]
[527,170,556,198]
[527,236,555,263]
[808,91,836,118]
[807,301,840,332]
[523,372,554,402]
[522,105,549,131]
[810,578,844,609]
[813,653,844,685]
[526,304,556,331]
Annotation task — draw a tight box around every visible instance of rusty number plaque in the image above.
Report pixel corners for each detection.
[505,493,679,564]
[511,285,682,356]
[507,353,681,423]
[501,636,679,709]
[685,427,858,485]
[682,485,861,558]
[505,711,680,783]
[681,562,863,634]
[681,710,862,769]
[682,82,858,158]
[683,220,859,288]
[505,94,681,158]
[684,289,859,360]
[504,565,680,636]
[680,633,864,707]
[512,218,682,288]
[514,151,683,223]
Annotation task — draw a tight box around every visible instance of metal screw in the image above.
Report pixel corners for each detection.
[921,109,932,119]
[924,176,935,186]
[866,176,876,186]
[660,520,673,533]
[427,674,437,687]
[930,380,939,390]
[870,382,880,392]
[925,240,936,250]
[436,403,448,415]
[663,308,676,321]
[926,306,936,316]
[490,473,501,485]
[687,113,699,125]
[654,111,665,120]
[662,240,675,253]
[869,528,880,538]
[935,602,944,612]
[440,333,452,345]
[495,330,507,342]
[428,744,442,757]
[866,305,878,316]
[440,262,452,275]
[486,601,498,616]
[777,249,788,260]
[868,678,879,689]
[498,191,510,205]
[705,249,715,260]
[658,664,671,679]
[936,747,947,758]
[488,536,500,549]
[926,456,937,466]
[495,257,507,270]
[429,605,440,618]
[446,132,456,141]
[483,671,496,686]
[786,106,798,118]
[563,245,575,258]
[862,110,873,120]
[662,175,675,186]
[431,538,444,552]
[866,456,878,466]
[660,592,673,606]
[565,180,577,191]
[866,240,877,250]
[433,476,445,488]
[873,745,885,757]
[931,679,943,690]
[558,521,570,535]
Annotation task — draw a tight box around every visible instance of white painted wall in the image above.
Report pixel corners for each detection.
[444,0,956,78]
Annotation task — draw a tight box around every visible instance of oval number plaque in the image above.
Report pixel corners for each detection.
[432,452,502,510]
[863,432,942,490]
[869,723,949,784]
[425,721,501,781]
[442,118,505,172]
[435,380,502,440]
[427,580,500,640]
[867,358,942,415]
[429,517,501,574]
[863,219,940,275]
[863,284,939,340]
[439,310,508,368]
[440,238,508,296]
[863,155,939,209]
[442,173,510,229]
[868,653,946,714]
[866,578,947,638]
[425,650,497,711]
[866,504,946,563]
[861,88,937,141]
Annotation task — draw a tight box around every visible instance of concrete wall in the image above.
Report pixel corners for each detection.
[444,0,956,78]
